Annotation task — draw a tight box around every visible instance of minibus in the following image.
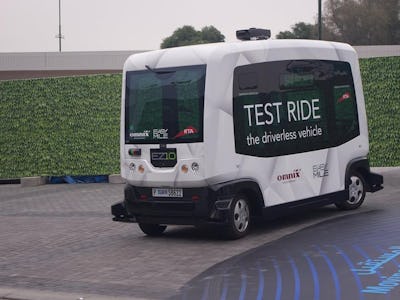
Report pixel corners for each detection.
[112,29,383,239]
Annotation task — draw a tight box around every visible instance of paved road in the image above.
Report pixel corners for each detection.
[0,168,398,300]
[174,173,400,299]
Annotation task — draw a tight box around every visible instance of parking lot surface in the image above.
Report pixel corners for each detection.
[0,168,398,300]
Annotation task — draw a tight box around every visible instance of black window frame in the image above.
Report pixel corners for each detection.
[124,64,206,145]
[233,59,360,158]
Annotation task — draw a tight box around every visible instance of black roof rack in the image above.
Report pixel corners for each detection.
[236,28,271,41]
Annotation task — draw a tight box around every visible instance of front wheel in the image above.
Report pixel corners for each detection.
[335,171,366,210]
[222,194,251,239]
[138,223,167,236]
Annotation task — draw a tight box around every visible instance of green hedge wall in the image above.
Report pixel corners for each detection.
[0,57,399,178]
[0,75,121,178]
[360,56,400,167]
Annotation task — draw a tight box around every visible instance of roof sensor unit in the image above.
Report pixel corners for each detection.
[236,28,271,41]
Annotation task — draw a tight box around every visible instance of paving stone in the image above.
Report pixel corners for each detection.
[0,168,398,299]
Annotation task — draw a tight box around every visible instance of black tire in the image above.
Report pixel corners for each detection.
[335,171,366,210]
[222,194,251,239]
[138,223,167,236]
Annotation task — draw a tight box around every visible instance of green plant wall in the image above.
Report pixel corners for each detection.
[360,56,400,167]
[0,74,121,178]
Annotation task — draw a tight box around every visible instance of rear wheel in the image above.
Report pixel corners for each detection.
[138,223,167,236]
[335,171,366,210]
[222,194,251,239]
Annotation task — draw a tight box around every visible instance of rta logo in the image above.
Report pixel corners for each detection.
[277,169,301,182]
[338,92,351,103]
[184,128,195,134]
[174,126,198,139]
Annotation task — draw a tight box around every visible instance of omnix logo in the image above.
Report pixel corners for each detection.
[277,169,301,183]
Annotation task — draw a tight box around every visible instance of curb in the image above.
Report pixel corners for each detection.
[0,178,20,185]
[1,168,398,187]
[20,176,48,187]
[371,166,400,173]
[0,287,146,300]
[108,174,126,184]
[0,174,126,187]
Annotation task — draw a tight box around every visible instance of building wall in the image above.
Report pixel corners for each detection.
[0,50,143,80]
[0,46,399,80]
[354,45,400,59]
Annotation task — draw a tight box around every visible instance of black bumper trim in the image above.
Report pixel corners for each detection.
[118,184,228,225]
[111,202,136,223]
[366,172,384,192]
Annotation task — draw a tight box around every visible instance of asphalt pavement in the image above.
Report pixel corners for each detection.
[0,167,398,300]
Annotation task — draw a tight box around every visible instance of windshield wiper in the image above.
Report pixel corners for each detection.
[145,65,175,75]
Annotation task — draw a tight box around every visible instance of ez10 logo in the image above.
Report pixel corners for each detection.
[151,152,177,161]
[150,149,177,167]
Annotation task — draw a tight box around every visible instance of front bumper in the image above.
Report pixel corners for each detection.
[365,171,384,192]
[111,201,136,223]
[111,184,233,226]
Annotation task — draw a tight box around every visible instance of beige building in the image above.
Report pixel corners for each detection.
[0,46,399,80]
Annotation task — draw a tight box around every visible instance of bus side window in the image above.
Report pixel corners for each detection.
[333,85,360,145]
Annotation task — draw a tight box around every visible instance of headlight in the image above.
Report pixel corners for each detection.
[181,164,189,174]
[191,162,200,172]
[138,165,145,173]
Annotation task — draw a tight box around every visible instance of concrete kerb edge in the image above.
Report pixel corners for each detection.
[17,174,126,187]
[20,176,48,187]
[0,287,146,300]
[371,166,400,173]
[108,174,126,184]
[9,167,400,187]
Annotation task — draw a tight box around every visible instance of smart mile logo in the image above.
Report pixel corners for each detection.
[313,163,329,178]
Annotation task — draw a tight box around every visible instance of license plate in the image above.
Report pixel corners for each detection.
[152,188,183,198]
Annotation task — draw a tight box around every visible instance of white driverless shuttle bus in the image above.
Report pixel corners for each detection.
[112,29,383,239]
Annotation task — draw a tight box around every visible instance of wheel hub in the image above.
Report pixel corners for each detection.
[234,199,249,232]
[348,176,364,204]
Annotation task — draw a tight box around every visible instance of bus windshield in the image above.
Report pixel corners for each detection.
[125,65,206,144]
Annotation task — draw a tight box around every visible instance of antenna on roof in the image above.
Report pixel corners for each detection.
[236,28,271,41]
